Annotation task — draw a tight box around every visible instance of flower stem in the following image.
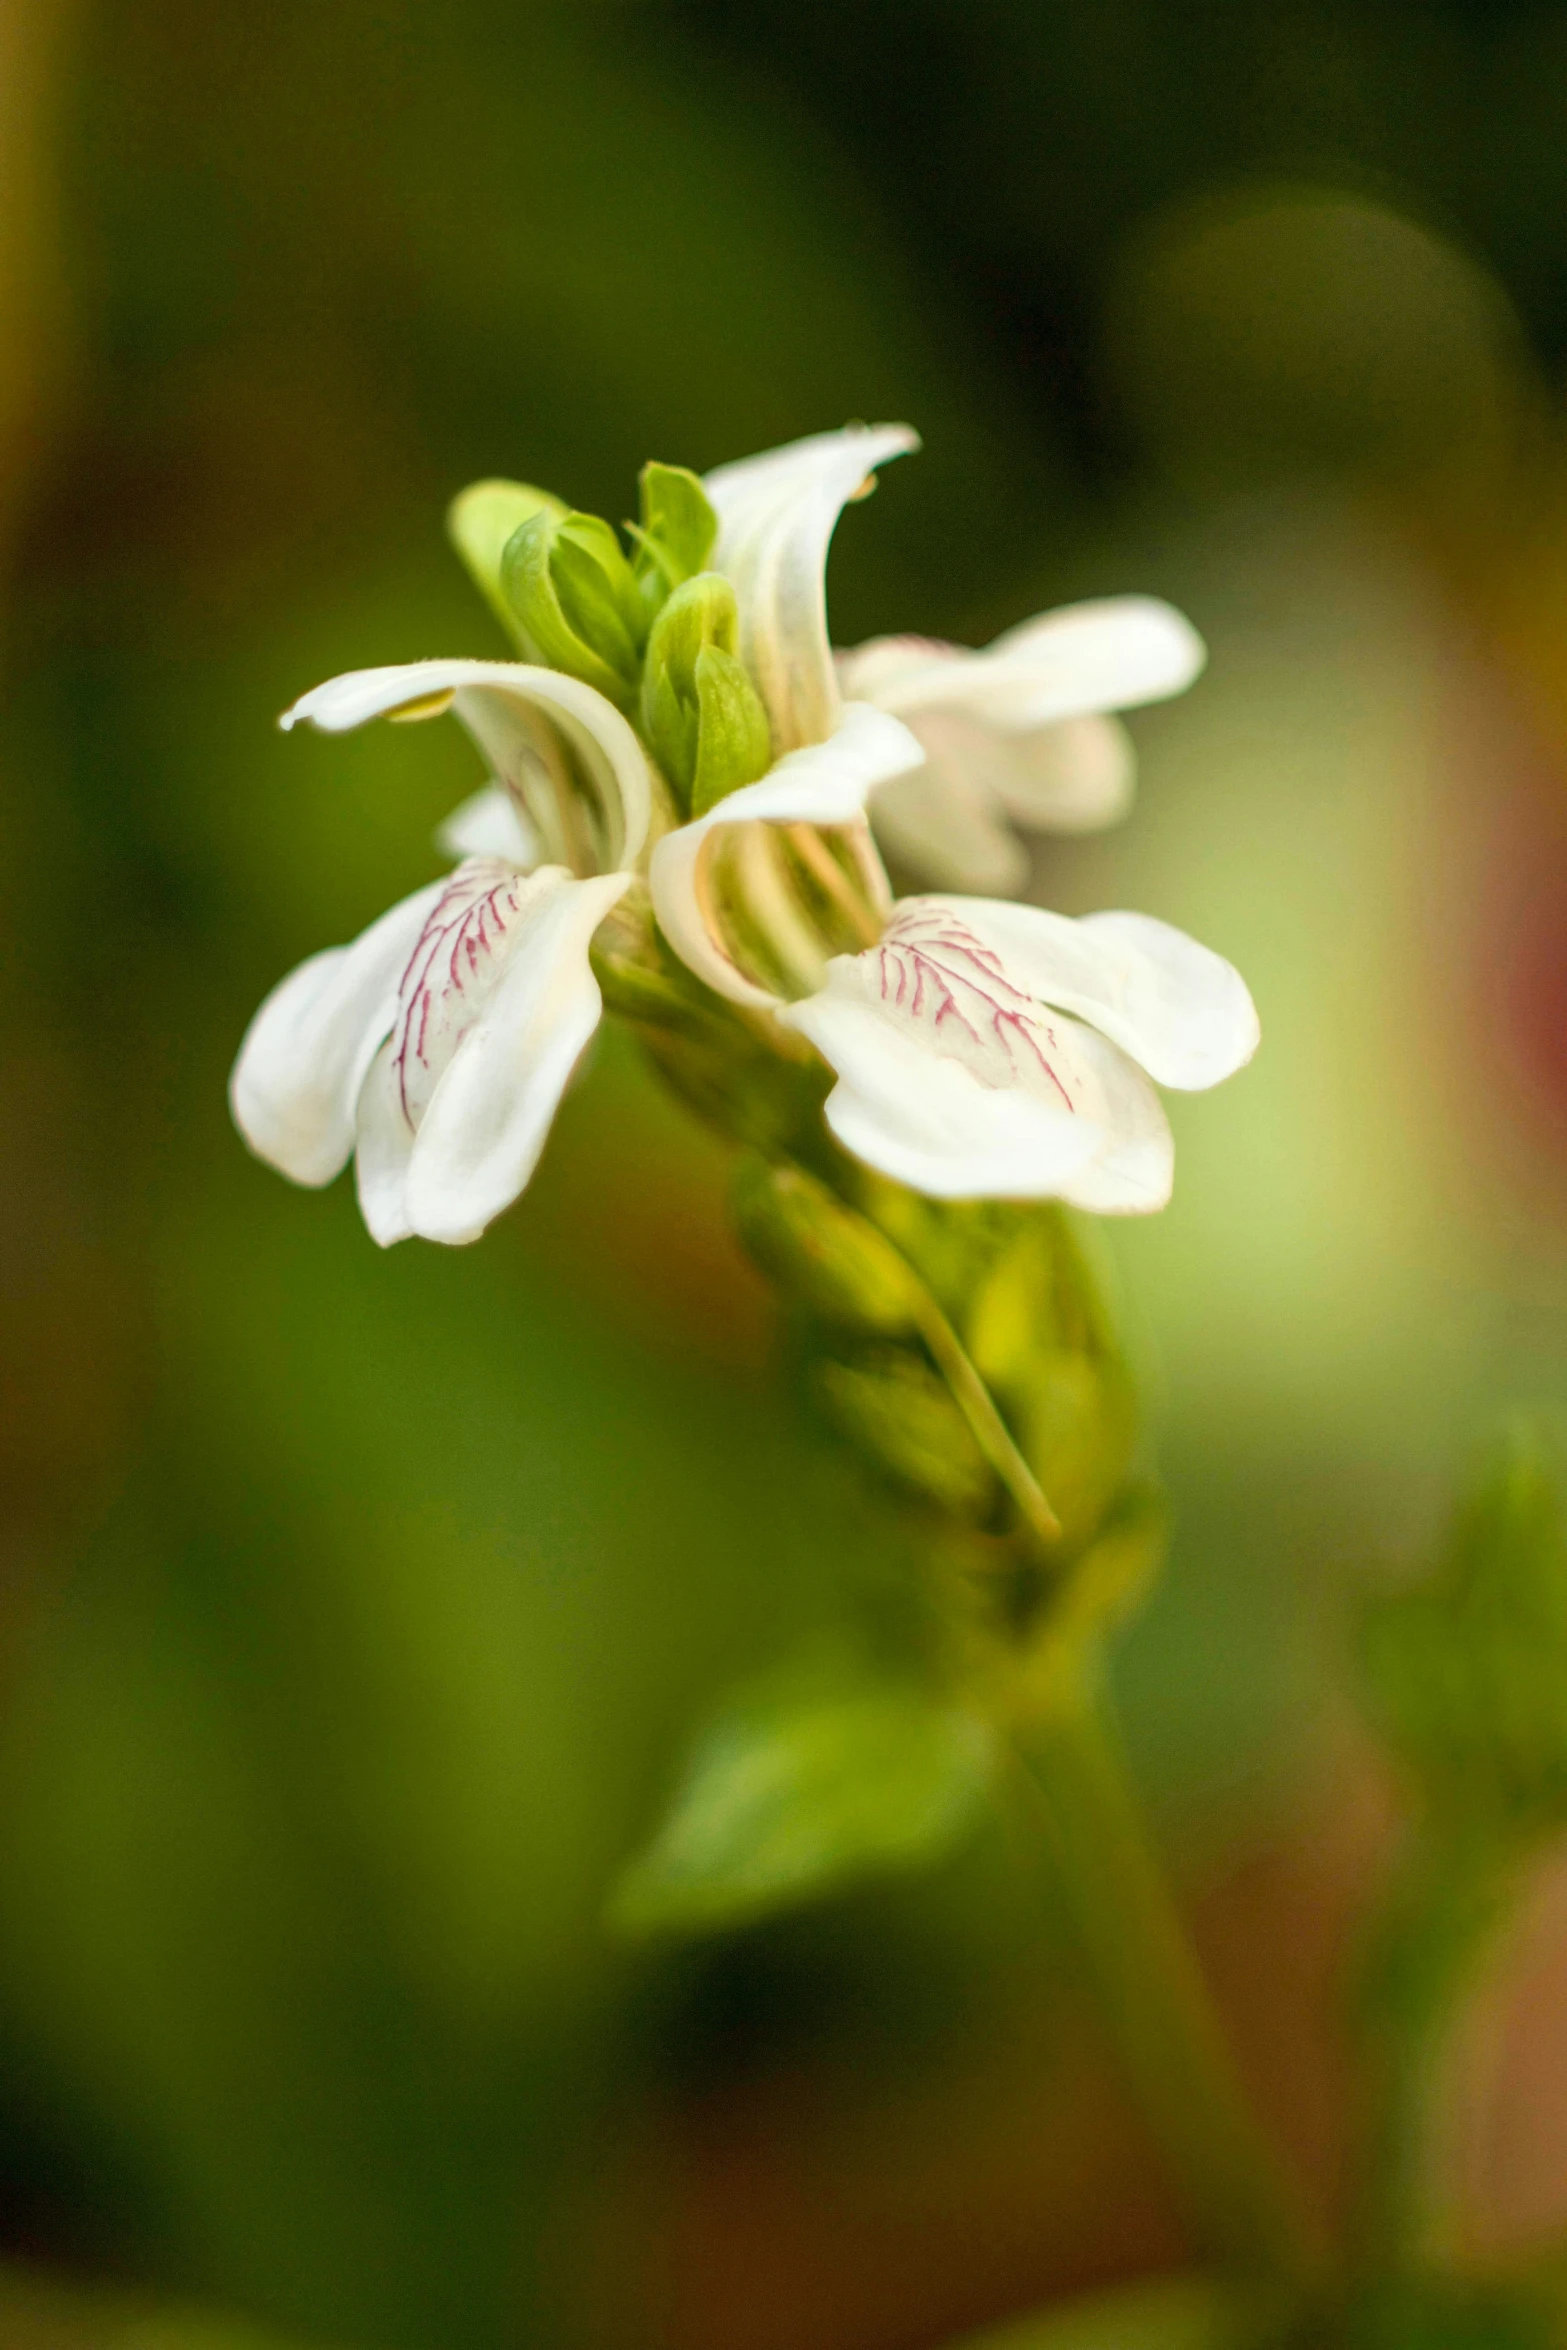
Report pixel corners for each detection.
[1012,1668,1327,2292]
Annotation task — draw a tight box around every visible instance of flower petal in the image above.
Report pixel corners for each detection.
[911,896,1259,1090]
[352,1038,417,1247]
[435,784,539,866]
[400,870,632,1245]
[852,598,1204,732]
[649,703,920,1008]
[229,880,446,1187]
[968,713,1135,833]
[282,658,652,871]
[704,425,919,754]
[781,962,1170,1207]
[869,762,1031,896]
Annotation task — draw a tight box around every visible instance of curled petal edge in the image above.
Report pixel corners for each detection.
[281,658,653,868]
[649,702,922,1010]
[704,424,919,755]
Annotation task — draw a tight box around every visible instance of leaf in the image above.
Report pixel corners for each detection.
[610,1677,996,1935]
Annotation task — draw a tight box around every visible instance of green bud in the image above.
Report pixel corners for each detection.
[732,1159,921,1336]
[446,478,566,642]
[641,572,772,816]
[632,461,719,617]
[814,1352,997,1521]
[500,507,647,707]
[1360,1426,1567,1837]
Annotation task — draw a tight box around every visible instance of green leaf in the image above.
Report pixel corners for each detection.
[445,477,566,642]
[609,1676,996,1935]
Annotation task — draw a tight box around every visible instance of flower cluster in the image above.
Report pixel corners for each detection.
[231,426,1258,1245]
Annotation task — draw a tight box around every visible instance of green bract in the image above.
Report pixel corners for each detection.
[500,506,648,708]
[640,571,773,816]
[632,460,718,615]
[731,1158,919,1336]
[446,478,566,642]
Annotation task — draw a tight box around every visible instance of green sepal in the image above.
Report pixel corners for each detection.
[640,572,772,816]
[632,460,718,617]
[1360,1424,1567,1839]
[446,478,566,642]
[499,507,646,707]
[609,1668,995,1936]
[732,1157,920,1337]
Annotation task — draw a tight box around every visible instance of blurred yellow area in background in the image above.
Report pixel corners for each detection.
[4,6,1567,2347]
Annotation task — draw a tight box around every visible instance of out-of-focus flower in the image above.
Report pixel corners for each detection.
[837,599,1206,896]
[230,662,650,1246]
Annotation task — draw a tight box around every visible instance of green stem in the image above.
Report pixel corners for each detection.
[1014,1668,1327,2292]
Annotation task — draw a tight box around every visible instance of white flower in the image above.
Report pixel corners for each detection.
[650,427,1257,1211]
[230,660,650,1246]
[837,597,1206,896]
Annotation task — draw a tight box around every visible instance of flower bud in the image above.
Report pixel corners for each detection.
[500,507,648,708]
[632,461,719,618]
[732,1159,920,1336]
[446,479,566,643]
[640,572,772,816]
[1361,1426,1567,1836]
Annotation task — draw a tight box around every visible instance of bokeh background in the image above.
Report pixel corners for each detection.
[5,3,1567,2344]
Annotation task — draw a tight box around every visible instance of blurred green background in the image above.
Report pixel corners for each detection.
[5,3,1567,2345]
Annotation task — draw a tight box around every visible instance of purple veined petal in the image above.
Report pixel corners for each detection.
[342,862,627,1247]
[908,895,1259,1091]
[401,870,631,1245]
[650,702,919,1009]
[704,425,919,754]
[281,658,652,873]
[382,859,550,1134]
[780,934,1172,1206]
[229,878,447,1188]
